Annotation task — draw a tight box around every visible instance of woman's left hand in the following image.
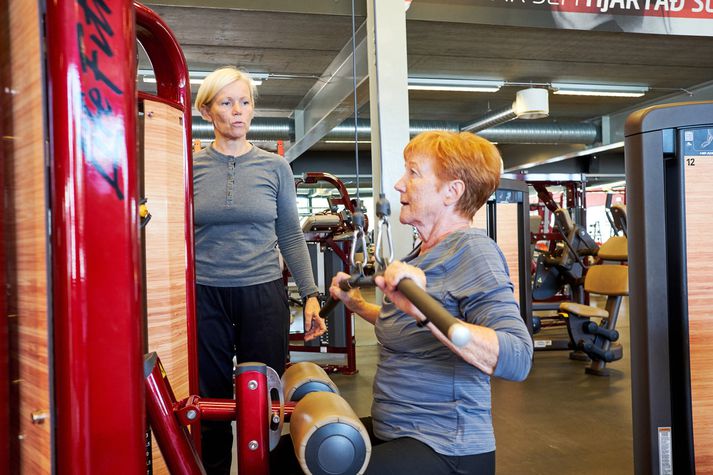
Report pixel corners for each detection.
[303,296,326,341]
[375,261,428,324]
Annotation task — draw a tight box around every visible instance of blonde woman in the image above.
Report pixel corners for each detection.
[193,66,324,474]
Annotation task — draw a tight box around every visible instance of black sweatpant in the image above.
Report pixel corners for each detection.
[196,279,290,475]
[269,417,496,475]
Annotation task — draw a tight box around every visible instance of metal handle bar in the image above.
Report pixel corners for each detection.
[320,274,471,348]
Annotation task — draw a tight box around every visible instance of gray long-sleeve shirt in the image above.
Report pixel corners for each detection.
[193,145,318,298]
[372,227,533,456]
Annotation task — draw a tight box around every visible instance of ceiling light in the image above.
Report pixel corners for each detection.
[138,69,268,86]
[551,83,648,98]
[513,88,549,119]
[408,78,504,93]
[587,180,627,191]
[142,77,207,85]
[141,77,214,86]
[247,73,269,86]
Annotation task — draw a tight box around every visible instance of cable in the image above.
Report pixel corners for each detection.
[347,0,368,271]
[350,0,360,205]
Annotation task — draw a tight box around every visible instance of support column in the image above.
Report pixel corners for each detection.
[367,0,412,259]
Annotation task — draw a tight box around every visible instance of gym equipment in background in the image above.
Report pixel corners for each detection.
[529,180,599,305]
[604,191,628,237]
[531,206,599,304]
[524,178,600,352]
[560,235,628,376]
[288,172,367,374]
[608,202,627,237]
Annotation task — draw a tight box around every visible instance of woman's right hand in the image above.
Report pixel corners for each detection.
[329,272,365,314]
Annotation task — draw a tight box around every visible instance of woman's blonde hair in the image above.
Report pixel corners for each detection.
[194,66,258,112]
[403,130,503,219]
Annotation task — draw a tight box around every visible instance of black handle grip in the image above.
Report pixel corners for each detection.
[585,322,619,342]
[396,279,471,347]
[319,274,377,318]
[319,275,471,347]
[319,296,341,318]
[581,341,615,362]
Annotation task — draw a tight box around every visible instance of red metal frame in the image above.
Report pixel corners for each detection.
[176,398,294,423]
[146,356,298,474]
[529,180,596,308]
[290,173,360,374]
[145,353,204,474]
[235,365,271,475]
[134,1,200,450]
[530,181,588,251]
[295,172,357,214]
[46,0,144,473]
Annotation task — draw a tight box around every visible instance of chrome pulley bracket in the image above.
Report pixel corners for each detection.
[374,193,394,269]
[349,208,368,273]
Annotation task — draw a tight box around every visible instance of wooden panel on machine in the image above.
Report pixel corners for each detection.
[495,203,521,304]
[684,149,713,473]
[1,0,51,472]
[472,203,521,304]
[142,99,189,473]
[472,207,487,229]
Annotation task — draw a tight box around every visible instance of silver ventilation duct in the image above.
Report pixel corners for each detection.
[479,122,599,144]
[461,88,550,133]
[192,118,461,142]
[460,109,517,133]
[192,117,598,145]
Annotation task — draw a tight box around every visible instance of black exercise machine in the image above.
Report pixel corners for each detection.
[626,101,713,474]
[531,206,599,305]
[288,172,367,374]
[527,180,599,353]
[559,235,628,376]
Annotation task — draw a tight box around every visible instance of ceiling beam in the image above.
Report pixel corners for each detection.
[606,80,713,144]
[143,0,366,16]
[407,0,555,28]
[285,22,370,162]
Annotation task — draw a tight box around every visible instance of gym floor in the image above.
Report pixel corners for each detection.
[256,293,633,474]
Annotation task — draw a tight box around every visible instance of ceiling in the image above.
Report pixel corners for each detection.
[139,0,713,173]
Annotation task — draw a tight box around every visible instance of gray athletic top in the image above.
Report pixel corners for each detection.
[372,227,533,456]
[192,144,318,298]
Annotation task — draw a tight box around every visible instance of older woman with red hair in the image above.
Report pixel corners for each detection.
[342,130,531,474]
[272,130,533,475]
